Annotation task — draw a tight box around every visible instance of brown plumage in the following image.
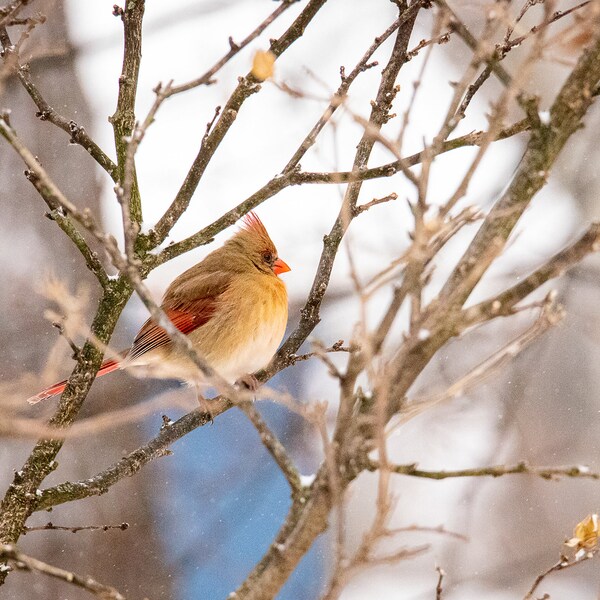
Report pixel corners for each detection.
[28,212,290,403]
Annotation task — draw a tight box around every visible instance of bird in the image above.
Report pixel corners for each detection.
[27,212,290,404]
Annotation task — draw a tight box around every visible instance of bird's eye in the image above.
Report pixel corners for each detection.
[262,251,274,264]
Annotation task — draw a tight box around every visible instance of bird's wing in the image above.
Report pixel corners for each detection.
[128,271,230,361]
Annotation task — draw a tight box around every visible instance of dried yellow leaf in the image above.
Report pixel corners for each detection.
[252,50,276,81]
[575,514,599,549]
[565,514,599,550]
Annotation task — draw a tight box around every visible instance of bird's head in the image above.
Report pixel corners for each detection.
[225,212,291,277]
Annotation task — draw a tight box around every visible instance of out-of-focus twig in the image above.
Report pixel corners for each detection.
[462,222,600,326]
[367,461,600,481]
[23,522,129,534]
[0,26,118,179]
[0,544,126,599]
[436,566,445,600]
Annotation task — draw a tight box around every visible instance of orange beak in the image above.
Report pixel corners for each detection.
[273,258,291,275]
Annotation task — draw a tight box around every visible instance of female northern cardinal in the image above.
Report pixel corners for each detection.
[28,212,290,404]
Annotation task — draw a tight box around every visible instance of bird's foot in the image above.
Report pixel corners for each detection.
[235,373,259,393]
[197,393,214,425]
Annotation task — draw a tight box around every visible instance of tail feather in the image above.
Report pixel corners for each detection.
[27,359,121,405]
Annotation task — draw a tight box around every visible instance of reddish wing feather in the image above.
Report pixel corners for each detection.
[127,298,218,361]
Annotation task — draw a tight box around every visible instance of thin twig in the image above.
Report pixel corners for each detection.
[399,298,563,422]
[153,118,529,266]
[282,11,408,173]
[436,566,445,600]
[438,24,600,310]
[503,1,591,53]
[367,460,600,481]
[462,222,600,327]
[434,0,512,87]
[0,0,28,29]
[237,402,303,497]
[0,544,126,599]
[523,553,597,600]
[0,28,118,179]
[167,1,293,96]
[288,340,352,365]
[0,115,111,287]
[354,192,398,215]
[389,525,467,543]
[23,522,129,534]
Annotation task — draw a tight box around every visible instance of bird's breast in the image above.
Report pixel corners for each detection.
[188,274,288,383]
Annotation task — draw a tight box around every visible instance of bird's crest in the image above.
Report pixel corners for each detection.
[239,211,276,251]
[242,211,269,238]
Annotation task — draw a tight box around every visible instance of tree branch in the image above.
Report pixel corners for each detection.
[35,399,229,511]
[439,21,600,310]
[233,5,425,597]
[367,461,600,481]
[0,27,118,179]
[237,402,303,497]
[462,222,600,326]
[0,544,125,599]
[0,114,111,287]
[109,0,145,226]
[0,280,132,546]
[154,117,529,266]
[166,1,294,96]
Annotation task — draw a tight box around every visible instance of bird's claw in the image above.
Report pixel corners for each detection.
[235,373,259,392]
[197,393,215,425]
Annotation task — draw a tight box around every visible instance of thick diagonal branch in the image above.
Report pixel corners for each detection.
[439,31,600,309]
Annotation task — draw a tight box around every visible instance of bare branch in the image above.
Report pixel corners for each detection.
[166,1,294,96]
[153,116,529,266]
[282,11,409,173]
[23,522,129,534]
[234,7,426,597]
[463,222,600,326]
[0,544,125,599]
[439,26,600,309]
[0,114,112,287]
[367,461,600,481]
[237,402,303,497]
[398,297,562,422]
[287,340,352,365]
[434,0,512,87]
[0,0,29,29]
[436,566,445,600]
[523,553,598,600]
[354,192,398,215]
[0,28,118,179]
[35,401,226,512]
[109,0,145,226]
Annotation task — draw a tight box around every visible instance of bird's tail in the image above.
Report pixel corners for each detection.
[27,359,121,405]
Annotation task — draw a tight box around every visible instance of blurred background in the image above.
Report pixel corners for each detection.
[1,0,600,598]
